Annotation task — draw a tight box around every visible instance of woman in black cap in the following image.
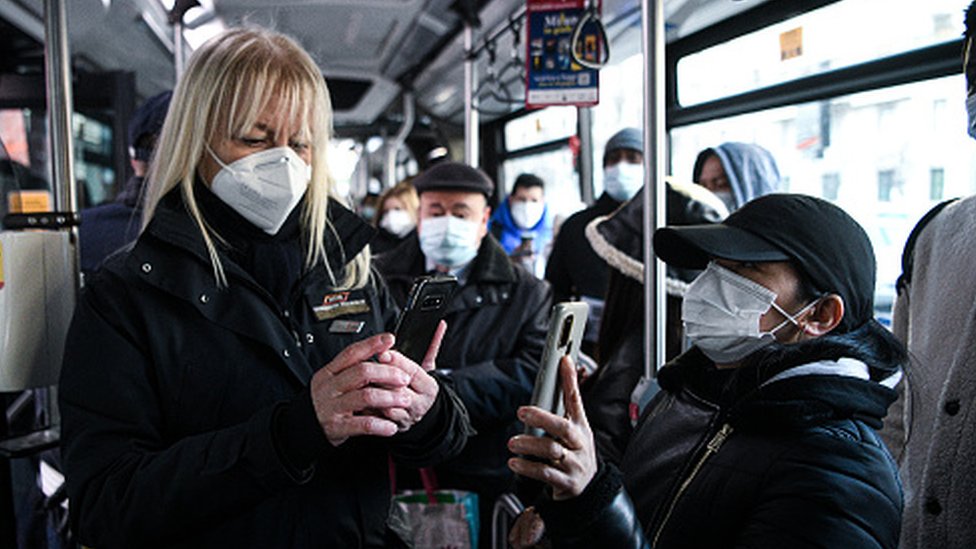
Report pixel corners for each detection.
[507,193,906,548]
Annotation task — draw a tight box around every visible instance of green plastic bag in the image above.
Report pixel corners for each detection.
[388,489,480,549]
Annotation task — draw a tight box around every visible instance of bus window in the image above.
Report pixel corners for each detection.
[501,107,581,220]
[504,106,577,150]
[501,146,580,220]
[677,0,965,107]
[670,74,976,323]
[590,52,644,197]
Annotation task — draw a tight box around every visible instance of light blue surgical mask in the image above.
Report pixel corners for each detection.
[419,216,480,269]
[967,93,976,140]
[603,162,644,202]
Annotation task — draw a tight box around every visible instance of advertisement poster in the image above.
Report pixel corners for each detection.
[525,0,601,108]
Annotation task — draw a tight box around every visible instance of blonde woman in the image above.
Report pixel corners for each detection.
[59,27,469,548]
[372,178,419,255]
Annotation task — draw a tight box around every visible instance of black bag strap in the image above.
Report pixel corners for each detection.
[896,198,959,295]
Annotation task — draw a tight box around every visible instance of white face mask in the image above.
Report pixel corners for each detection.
[682,262,819,364]
[419,215,480,269]
[380,209,415,237]
[712,190,737,212]
[510,200,545,229]
[603,162,644,202]
[208,146,311,235]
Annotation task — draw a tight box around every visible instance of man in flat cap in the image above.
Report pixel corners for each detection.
[375,161,551,542]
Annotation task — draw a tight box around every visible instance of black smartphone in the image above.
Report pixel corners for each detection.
[524,301,588,437]
[392,275,458,363]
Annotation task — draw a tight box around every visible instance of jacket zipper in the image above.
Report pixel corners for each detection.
[651,423,733,547]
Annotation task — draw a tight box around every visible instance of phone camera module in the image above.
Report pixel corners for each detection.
[558,316,574,347]
[421,295,444,311]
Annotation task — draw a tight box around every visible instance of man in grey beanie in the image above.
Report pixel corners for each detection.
[545,128,645,358]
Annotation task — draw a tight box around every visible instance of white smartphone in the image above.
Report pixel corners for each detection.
[524,301,589,437]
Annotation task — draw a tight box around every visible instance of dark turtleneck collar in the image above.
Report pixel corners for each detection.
[193,179,303,253]
[192,180,304,307]
[149,181,376,291]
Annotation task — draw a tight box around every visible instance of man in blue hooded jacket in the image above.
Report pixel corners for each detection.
[489,173,553,277]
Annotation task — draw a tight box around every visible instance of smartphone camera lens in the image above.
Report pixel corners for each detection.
[558,316,574,347]
[421,295,444,311]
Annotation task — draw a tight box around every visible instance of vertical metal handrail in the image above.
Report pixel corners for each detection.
[641,0,667,378]
[43,0,78,220]
[463,22,479,167]
[577,106,594,205]
[386,92,416,188]
[173,20,185,80]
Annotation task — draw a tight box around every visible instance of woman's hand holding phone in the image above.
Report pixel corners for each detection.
[309,323,446,446]
[507,355,598,500]
[372,320,447,432]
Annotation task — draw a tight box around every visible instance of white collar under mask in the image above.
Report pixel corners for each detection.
[681,261,820,364]
[207,145,311,235]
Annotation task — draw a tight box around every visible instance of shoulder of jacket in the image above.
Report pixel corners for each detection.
[896,198,960,294]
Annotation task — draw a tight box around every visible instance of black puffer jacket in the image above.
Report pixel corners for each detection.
[376,232,551,491]
[539,343,903,549]
[60,190,470,549]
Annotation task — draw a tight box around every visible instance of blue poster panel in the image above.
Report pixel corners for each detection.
[525,0,601,108]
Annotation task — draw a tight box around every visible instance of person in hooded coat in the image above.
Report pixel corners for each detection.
[693,142,781,211]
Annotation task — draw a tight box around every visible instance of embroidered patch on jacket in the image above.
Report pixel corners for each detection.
[314,291,369,320]
[329,320,366,334]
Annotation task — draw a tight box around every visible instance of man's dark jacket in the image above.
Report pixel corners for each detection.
[375,231,551,491]
[545,192,620,304]
[539,348,903,549]
[59,190,470,549]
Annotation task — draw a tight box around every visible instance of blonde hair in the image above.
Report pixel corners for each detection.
[376,178,420,226]
[143,26,369,289]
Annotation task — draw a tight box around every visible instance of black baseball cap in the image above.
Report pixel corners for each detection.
[654,193,876,332]
[128,90,172,161]
[412,161,494,197]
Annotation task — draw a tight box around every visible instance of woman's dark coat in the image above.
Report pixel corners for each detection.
[59,190,469,548]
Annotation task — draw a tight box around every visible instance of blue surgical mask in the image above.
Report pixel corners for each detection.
[603,162,644,202]
[419,216,480,269]
[967,94,976,140]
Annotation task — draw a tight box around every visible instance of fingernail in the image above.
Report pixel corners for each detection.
[380,333,394,346]
[378,351,392,363]
[517,408,528,420]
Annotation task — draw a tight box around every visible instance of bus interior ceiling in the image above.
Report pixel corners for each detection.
[0,0,774,178]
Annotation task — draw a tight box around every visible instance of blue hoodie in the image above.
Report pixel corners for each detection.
[489,198,554,273]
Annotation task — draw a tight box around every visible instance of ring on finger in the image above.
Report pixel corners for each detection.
[551,447,567,466]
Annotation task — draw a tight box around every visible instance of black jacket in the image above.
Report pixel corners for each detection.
[376,232,551,489]
[59,190,470,549]
[369,226,412,256]
[545,192,621,304]
[539,347,902,549]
